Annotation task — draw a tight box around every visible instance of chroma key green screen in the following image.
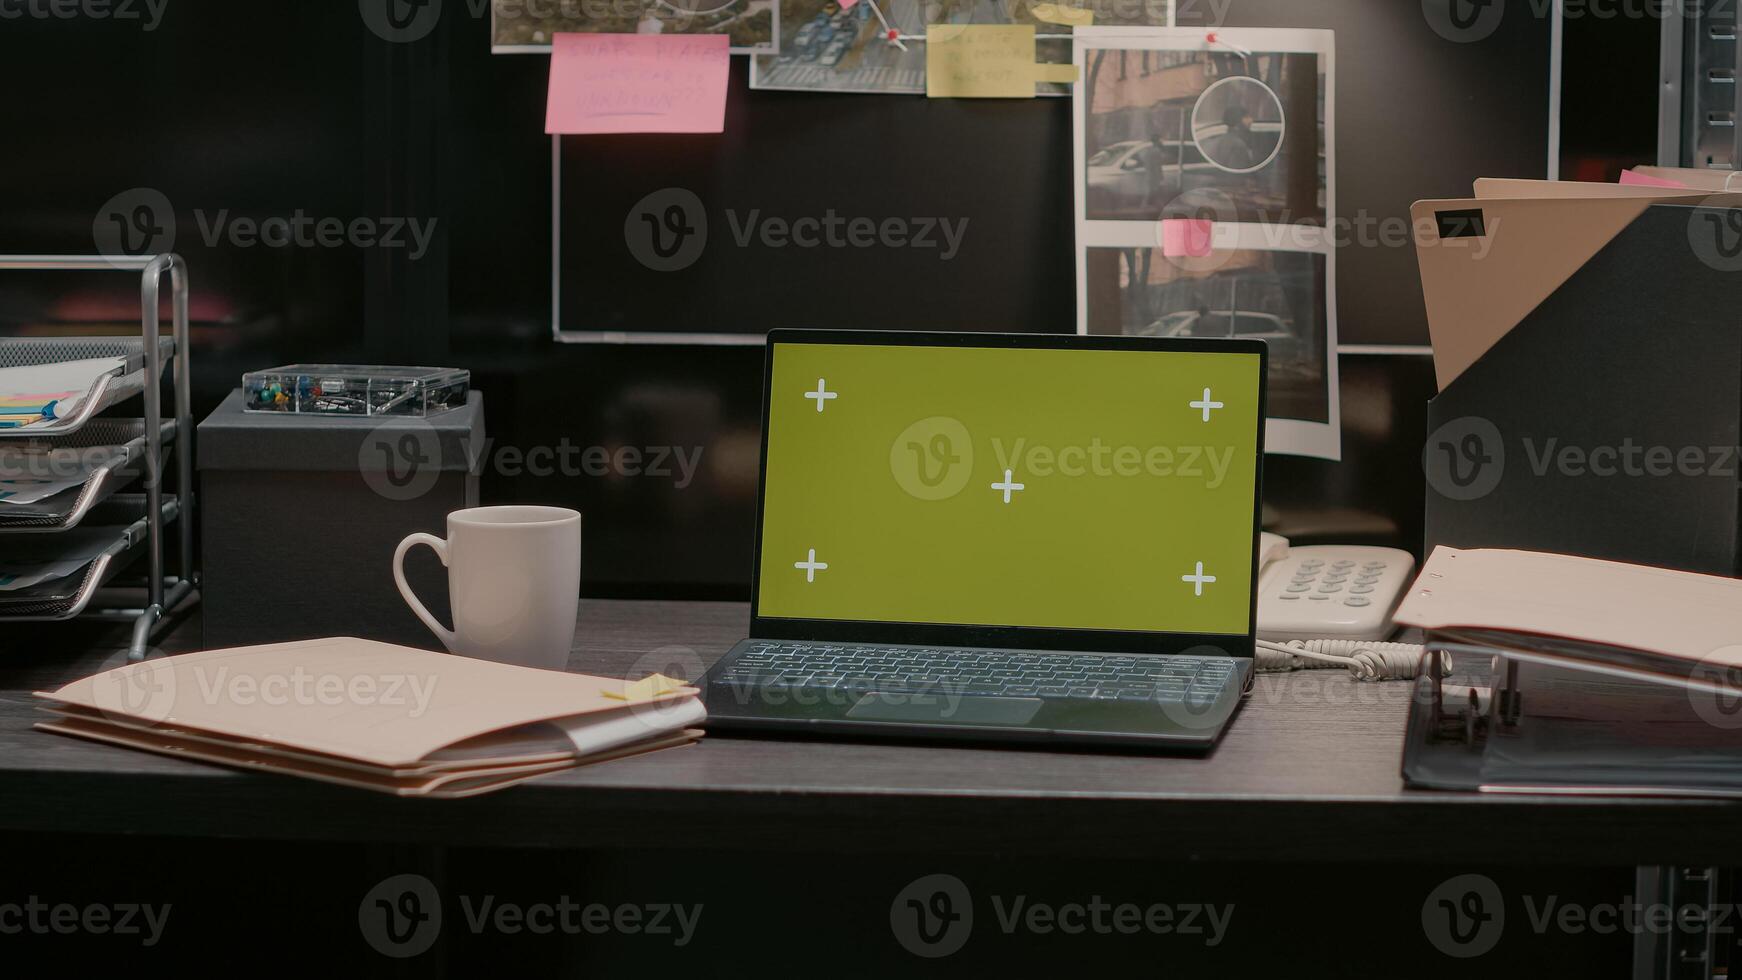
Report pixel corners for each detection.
[756,342,1262,635]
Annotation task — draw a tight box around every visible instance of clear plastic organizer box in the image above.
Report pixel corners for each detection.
[242,364,469,417]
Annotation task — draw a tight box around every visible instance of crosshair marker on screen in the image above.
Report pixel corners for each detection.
[795,549,829,582]
[1191,388,1225,422]
[991,470,1025,504]
[1182,562,1218,597]
[805,379,838,412]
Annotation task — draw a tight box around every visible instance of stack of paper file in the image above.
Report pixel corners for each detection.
[0,526,127,592]
[0,356,126,429]
[0,444,121,506]
[35,637,706,798]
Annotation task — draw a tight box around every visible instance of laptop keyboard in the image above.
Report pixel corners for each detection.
[712,641,1242,704]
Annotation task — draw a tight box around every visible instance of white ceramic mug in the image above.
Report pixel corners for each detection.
[393,505,582,670]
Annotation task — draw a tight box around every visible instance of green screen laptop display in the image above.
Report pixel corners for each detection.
[756,342,1262,635]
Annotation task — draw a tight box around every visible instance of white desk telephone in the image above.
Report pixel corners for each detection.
[1252,533,1425,679]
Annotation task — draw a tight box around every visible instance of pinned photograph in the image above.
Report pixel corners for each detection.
[1080,42,1324,223]
[1082,246,1327,424]
[492,0,778,55]
[750,0,1170,96]
[1073,26,1337,458]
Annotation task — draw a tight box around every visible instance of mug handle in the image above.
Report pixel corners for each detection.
[393,532,457,651]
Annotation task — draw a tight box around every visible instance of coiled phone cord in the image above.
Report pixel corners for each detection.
[1254,638,1444,681]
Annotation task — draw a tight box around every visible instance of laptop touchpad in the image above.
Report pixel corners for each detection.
[846,693,1043,726]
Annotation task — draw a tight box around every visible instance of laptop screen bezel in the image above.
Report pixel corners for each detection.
[748,328,1268,656]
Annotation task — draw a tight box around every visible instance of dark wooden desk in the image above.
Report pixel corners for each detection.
[2,599,1739,866]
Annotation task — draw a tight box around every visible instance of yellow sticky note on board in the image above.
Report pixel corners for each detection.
[1032,3,1094,26]
[925,25,1078,99]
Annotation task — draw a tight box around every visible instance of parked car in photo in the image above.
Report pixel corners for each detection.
[1143,308,1306,366]
[1084,140,1216,219]
[813,25,839,57]
[819,37,850,67]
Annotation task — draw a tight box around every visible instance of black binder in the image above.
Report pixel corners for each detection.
[1404,631,1742,797]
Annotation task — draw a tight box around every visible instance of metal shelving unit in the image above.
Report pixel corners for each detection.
[0,254,197,659]
[1662,3,1741,169]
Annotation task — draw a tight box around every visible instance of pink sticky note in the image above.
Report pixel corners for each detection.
[1619,169,1691,188]
[838,0,860,9]
[545,33,729,135]
[1160,218,1214,257]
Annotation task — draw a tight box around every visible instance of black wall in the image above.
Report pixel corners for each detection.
[0,1,1660,597]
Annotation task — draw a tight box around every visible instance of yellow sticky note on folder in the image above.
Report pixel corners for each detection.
[925,25,1079,99]
[602,673,687,702]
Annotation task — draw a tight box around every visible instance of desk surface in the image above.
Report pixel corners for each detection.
[3,599,1738,865]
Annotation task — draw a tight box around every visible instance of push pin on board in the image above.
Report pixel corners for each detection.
[1206,30,1252,57]
[863,0,906,49]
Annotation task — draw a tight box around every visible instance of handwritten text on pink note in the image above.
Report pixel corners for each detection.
[545,33,729,135]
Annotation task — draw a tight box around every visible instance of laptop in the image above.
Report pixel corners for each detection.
[703,329,1268,748]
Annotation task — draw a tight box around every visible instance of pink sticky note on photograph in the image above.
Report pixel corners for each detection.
[545,33,729,135]
[1160,218,1214,257]
[838,0,860,9]
[1618,168,1691,189]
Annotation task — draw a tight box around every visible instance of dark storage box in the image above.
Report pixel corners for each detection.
[198,389,483,648]
[1422,201,1742,575]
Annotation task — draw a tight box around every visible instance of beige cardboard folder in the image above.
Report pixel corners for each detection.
[1470,177,1711,200]
[35,714,700,798]
[35,637,706,797]
[1395,547,1742,666]
[1411,180,1742,390]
